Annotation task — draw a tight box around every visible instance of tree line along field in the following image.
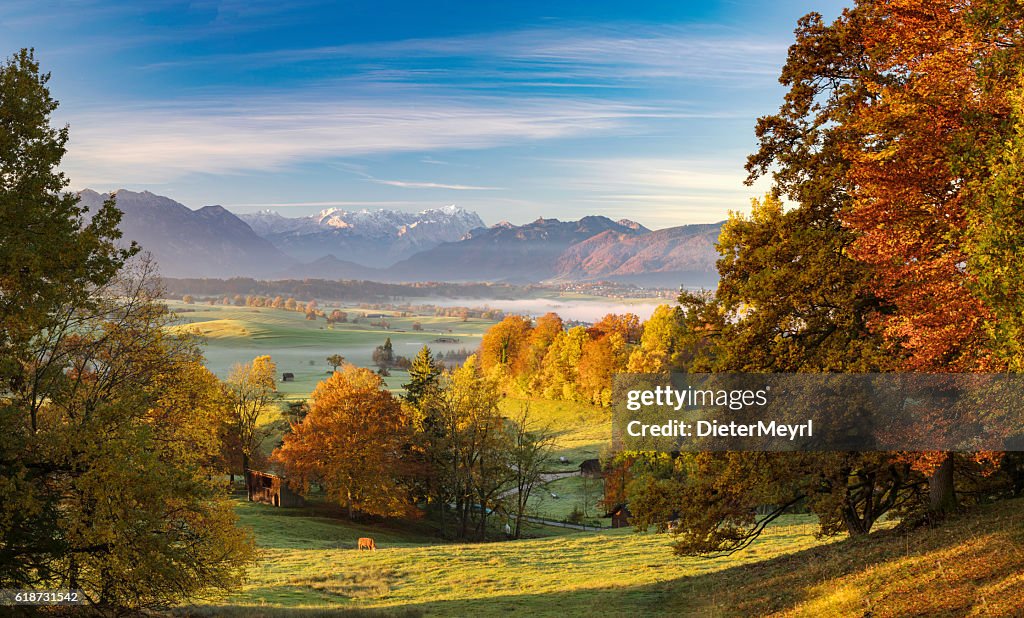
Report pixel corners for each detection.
[181,496,1024,617]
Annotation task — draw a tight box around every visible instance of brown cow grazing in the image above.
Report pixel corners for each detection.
[357,537,376,551]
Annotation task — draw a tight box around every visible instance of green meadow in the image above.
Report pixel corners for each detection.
[165,301,496,399]
[190,498,829,617]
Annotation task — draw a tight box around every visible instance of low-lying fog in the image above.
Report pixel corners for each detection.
[421,297,669,322]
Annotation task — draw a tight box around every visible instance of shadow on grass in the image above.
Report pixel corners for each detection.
[236,499,447,550]
[177,607,423,617]
[202,498,1023,617]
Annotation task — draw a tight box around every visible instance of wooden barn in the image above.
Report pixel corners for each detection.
[609,504,632,529]
[282,372,295,382]
[245,469,305,508]
[579,458,602,478]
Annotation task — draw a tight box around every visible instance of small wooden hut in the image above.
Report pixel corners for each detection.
[609,504,632,529]
[579,458,602,478]
[245,469,305,507]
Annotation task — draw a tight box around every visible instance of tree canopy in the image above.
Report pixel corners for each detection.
[0,49,254,610]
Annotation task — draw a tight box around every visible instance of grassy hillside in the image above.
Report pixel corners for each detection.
[184,497,1023,617]
[185,499,828,617]
[497,397,610,471]
[685,498,1024,617]
[496,397,610,524]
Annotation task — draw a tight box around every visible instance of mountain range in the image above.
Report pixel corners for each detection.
[77,189,293,278]
[81,189,721,287]
[238,206,485,265]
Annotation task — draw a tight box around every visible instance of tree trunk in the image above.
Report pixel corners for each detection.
[842,505,871,536]
[438,497,447,537]
[68,555,78,592]
[928,452,956,515]
[461,501,471,539]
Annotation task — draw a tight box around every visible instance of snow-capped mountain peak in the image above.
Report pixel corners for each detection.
[237,205,486,266]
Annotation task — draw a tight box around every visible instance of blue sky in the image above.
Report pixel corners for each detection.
[1,0,846,228]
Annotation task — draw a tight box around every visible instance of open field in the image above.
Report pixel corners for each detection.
[527,475,605,525]
[164,301,497,399]
[183,496,1024,617]
[187,498,828,616]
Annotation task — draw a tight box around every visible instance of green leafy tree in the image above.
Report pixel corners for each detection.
[403,345,441,406]
[419,356,511,539]
[0,48,132,592]
[326,353,346,371]
[0,50,255,604]
[225,355,279,473]
[506,405,555,538]
[372,337,395,369]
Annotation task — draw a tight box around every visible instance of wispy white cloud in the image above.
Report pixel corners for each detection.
[331,160,502,191]
[59,94,660,185]
[368,179,503,190]
[555,156,766,193]
[140,25,786,86]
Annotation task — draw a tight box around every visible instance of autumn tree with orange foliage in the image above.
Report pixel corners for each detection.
[514,312,563,383]
[476,311,639,405]
[478,315,532,375]
[273,365,416,519]
[592,312,642,344]
[577,332,628,406]
[624,1,1024,557]
[837,0,1024,513]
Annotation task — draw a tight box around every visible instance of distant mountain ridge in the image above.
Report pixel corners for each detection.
[238,205,485,266]
[387,216,650,283]
[77,189,294,278]
[79,188,722,287]
[550,223,722,288]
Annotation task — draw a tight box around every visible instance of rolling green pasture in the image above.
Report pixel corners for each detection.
[527,475,605,525]
[163,302,1024,617]
[165,301,495,400]
[186,498,829,617]
[182,496,1024,617]
[497,397,610,524]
